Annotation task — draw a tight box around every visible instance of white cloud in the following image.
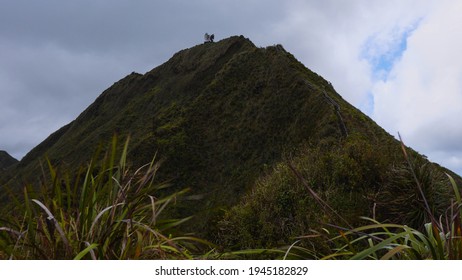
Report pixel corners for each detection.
[270,0,434,113]
[361,23,420,82]
[266,1,462,174]
[372,0,462,174]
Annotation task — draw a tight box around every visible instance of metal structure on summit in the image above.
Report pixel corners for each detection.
[204,33,215,43]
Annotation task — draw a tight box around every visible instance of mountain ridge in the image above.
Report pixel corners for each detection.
[1,35,458,246]
[0,151,18,171]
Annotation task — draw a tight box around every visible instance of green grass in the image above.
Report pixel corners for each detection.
[1,134,460,260]
[217,134,396,252]
[282,138,462,260]
[0,136,211,259]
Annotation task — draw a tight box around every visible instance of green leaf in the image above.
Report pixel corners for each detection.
[74,243,99,260]
[351,231,409,260]
[380,245,410,260]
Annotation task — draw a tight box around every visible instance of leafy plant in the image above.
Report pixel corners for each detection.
[0,136,211,259]
[285,136,462,260]
[377,161,450,230]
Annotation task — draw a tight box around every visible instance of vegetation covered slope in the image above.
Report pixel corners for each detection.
[1,36,458,252]
[0,151,17,171]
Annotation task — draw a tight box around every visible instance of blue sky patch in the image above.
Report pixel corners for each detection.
[361,22,420,81]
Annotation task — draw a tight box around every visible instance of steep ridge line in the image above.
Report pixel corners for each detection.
[322,88,348,138]
[304,80,348,138]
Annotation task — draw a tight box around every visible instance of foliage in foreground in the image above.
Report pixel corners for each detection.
[217,134,396,252]
[1,133,460,260]
[0,137,211,259]
[283,137,462,260]
[217,136,462,260]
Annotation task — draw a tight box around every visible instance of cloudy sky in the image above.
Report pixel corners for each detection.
[1,0,461,174]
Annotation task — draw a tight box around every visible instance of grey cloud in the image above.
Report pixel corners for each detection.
[0,0,286,55]
[411,119,462,154]
[1,0,460,178]
[0,0,289,160]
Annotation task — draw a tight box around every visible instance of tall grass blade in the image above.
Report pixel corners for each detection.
[89,203,125,236]
[119,135,130,169]
[31,199,71,253]
[380,245,410,260]
[289,163,353,228]
[447,174,461,203]
[283,240,301,260]
[398,133,439,228]
[0,227,23,237]
[74,243,99,260]
[351,231,409,260]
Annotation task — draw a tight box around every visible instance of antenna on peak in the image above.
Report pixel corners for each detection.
[204,33,214,43]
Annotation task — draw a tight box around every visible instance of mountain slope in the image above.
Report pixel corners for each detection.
[2,36,457,247]
[0,151,17,171]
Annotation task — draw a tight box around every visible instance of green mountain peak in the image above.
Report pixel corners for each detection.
[2,36,458,248]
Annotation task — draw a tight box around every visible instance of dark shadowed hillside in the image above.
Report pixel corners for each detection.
[1,36,458,251]
[0,151,17,171]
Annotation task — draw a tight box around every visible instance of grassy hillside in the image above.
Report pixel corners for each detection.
[1,36,458,256]
[0,151,17,171]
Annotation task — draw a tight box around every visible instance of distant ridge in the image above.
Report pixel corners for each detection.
[0,151,18,170]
